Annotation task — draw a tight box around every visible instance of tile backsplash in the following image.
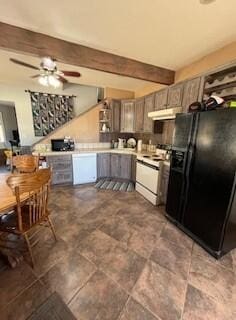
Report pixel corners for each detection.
[100,120,175,146]
[33,142,111,152]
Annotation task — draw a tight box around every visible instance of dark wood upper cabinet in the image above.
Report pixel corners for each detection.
[143,94,154,133]
[120,99,135,133]
[135,98,144,132]
[167,83,184,108]
[182,77,201,113]
[110,99,121,132]
[154,88,168,110]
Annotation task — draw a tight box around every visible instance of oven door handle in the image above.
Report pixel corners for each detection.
[136,159,160,171]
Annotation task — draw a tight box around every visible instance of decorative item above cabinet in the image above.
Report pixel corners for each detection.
[203,63,236,103]
[99,100,111,133]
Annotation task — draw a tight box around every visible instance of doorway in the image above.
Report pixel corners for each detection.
[0,101,19,172]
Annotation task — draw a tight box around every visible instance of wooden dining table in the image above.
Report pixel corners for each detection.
[0,172,28,268]
[0,173,16,211]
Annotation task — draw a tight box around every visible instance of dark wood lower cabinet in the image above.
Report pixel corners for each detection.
[46,155,73,185]
[97,153,111,178]
[110,154,132,180]
[46,153,135,186]
[131,155,137,182]
[161,164,170,204]
[110,154,121,178]
[120,155,132,180]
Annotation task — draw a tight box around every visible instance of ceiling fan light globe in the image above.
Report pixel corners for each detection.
[38,75,49,86]
[48,75,61,88]
[42,57,56,71]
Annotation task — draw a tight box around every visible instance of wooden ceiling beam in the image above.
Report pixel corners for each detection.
[0,22,175,85]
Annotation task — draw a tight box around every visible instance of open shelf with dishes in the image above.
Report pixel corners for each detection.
[99,101,111,133]
[203,64,236,104]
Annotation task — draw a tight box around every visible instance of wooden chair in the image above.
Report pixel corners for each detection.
[12,155,39,173]
[0,168,57,267]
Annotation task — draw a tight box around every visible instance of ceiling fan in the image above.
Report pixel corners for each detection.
[10,57,81,88]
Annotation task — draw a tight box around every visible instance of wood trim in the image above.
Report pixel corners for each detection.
[0,22,175,85]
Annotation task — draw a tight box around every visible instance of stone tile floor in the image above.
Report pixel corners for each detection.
[0,184,236,320]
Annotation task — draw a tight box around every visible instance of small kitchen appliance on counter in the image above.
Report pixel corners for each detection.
[51,138,75,151]
[137,140,142,152]
[127,138,136,149]
[118,138,126,149]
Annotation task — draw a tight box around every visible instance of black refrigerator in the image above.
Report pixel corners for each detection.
[166,108,236,258]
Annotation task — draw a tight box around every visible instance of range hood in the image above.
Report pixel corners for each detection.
[148,107,182,120]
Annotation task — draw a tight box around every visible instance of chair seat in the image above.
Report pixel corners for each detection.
[0,206,48,233]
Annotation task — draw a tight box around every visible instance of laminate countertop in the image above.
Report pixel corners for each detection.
[32,149,170,166]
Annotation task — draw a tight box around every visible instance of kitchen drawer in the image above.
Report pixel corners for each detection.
[49,161,72,171]
[47,155,72,162]
[52,170,73,185]
[47,155,72,172]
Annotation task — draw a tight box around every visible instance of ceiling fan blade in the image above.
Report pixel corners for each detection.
[31,74,41,78]
[61,71,81,77]
[58,75,69,84]
[10,58,40,70]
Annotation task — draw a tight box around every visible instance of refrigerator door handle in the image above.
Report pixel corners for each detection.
[182,145,195,217]
[186,146,195,177]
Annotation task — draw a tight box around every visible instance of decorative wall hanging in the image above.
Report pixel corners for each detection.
[27,90,75,136]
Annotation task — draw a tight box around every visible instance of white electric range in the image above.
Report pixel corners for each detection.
[135,152,166,205]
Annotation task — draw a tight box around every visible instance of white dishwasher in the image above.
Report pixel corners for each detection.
[72,153,97,184]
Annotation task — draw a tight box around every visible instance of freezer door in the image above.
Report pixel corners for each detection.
[172,113,194,150]
[183,109,236,252]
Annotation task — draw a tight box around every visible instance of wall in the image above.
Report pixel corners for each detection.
[104,87,135,99]
[0,82,98,146]
[175,42,236,82]
[37,104,100,145]
[135,83,166,98]
[100,120,174,146]
[0,103,18,148]
[131,42,236,146]
[134,42,236,97]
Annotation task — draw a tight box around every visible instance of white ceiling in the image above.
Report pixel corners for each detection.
[0,0,236,89]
